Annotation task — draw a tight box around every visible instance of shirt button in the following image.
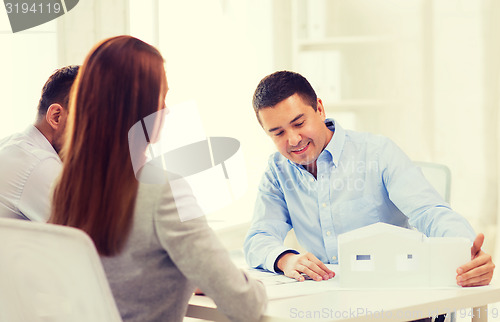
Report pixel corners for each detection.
[332,256,337,261]
[322,203,327,208]
[310,178,314,182]
[326,231,331,236]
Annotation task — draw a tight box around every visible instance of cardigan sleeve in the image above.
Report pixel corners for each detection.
[153,178,267,322]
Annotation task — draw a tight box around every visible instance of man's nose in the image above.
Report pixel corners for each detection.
[288,130,301,147]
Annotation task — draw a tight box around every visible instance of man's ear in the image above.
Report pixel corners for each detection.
[316,98,326,119]
[45,104,64,130]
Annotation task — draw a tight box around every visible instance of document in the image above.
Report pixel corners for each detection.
[247,264,341,300]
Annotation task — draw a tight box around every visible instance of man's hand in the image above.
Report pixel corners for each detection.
[277,252,335,282]
[456,233,495,287]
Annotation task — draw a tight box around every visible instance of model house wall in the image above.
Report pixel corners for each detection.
[338,222,470,288]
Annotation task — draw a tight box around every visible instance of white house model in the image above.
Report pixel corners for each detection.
[338,222,471,288]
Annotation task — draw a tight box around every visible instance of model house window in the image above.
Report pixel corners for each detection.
[397,253,418,271]
[352,254,374,271]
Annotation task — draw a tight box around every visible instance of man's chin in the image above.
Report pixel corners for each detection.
[289,155,314,166]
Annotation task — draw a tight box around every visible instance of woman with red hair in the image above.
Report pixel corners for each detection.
[50,35,266,322]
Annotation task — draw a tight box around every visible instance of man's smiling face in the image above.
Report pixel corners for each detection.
[258,93,332,170]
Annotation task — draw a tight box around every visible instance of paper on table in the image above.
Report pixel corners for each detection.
[248,264,467,300]
[246,264,341,300]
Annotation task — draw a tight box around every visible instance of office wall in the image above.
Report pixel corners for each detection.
[156,0,276,228]
[57,0,129,67]
[0,12,57,137]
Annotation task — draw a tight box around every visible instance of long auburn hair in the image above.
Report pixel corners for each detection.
[50,36,166,256]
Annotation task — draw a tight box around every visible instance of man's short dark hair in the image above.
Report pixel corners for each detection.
[252,71,318,120]
[37,65,80,117]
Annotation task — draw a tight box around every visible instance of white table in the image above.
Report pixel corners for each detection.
[187,282,500,321]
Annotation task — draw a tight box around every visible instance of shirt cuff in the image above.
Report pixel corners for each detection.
[266,247,299,273]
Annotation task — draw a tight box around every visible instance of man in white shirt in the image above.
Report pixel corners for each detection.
[0,66,79,221]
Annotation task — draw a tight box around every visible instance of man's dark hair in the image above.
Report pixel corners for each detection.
[37,65,80,117]
[252,71,318,121]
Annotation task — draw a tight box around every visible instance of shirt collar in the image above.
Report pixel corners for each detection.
[25,125,58,155]
[323,118,345,168]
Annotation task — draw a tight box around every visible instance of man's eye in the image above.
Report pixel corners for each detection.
[295,121,304,127]
[275,131,284,137]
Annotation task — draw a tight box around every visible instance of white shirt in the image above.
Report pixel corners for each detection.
[0,125,62,221]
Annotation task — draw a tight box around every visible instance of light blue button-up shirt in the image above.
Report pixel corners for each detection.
[244,119,476,273]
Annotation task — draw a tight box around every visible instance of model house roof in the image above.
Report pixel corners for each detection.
[338,222,423,244]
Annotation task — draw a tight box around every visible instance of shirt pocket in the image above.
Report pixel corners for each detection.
[336,196,381,232]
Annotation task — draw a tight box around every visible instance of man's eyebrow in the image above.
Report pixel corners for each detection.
[290,114,305,124]
[268,113,305,133]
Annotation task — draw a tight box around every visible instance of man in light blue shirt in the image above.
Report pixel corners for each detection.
[244,71,494,287]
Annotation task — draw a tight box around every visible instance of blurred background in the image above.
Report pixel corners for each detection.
[1,0,499,262]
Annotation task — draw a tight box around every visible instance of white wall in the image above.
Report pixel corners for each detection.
[0,11,58,138]
[156,0,277,226]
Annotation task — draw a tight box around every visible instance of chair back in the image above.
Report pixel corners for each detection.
[0,218,122,322]
[414,161,452,203]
